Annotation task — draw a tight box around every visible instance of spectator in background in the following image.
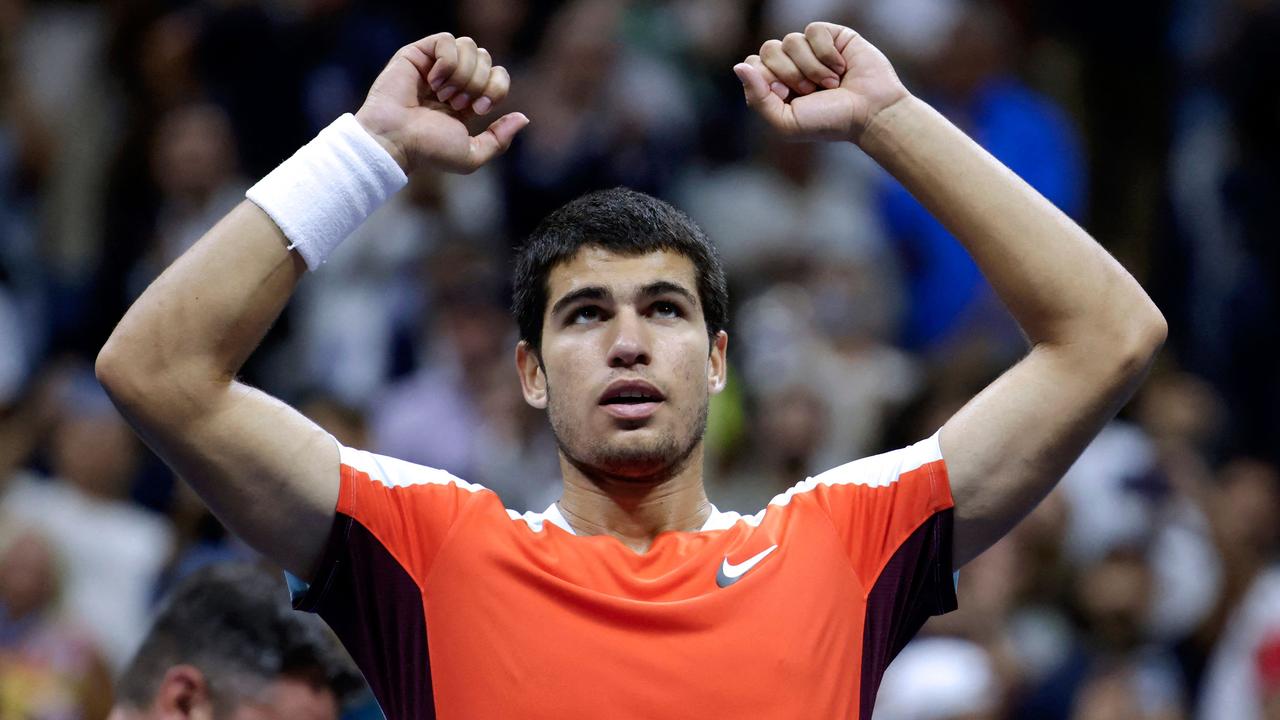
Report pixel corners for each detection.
[290,168,503,404]
[1020,546,1186,720]
[1256,632,1280,720]
[1196,459,1280,720]
[370,254,560,511]
[880,0,1084,356]
[1165,0,1280,465]
[502,0,695,238]
[108,563,361,720]
[127,102,247,300]
[0,368,174,670]
[711,381,829,512]
[0,526,113,720]
[0,0,51,389]
[726,279,919,474]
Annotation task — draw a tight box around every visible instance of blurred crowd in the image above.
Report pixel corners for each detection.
[0,0,1277,718]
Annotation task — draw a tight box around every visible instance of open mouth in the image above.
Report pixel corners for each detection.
[601,391,663,405]
[598,381,665,420]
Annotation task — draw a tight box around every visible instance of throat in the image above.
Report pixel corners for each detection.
[555,453,714,554]
[557,498,714,554]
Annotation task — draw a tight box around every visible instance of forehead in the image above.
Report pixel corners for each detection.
[546,247,699,303]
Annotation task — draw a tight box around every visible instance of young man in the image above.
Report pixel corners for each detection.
[107,563,361,720]
[97,23,1166,719]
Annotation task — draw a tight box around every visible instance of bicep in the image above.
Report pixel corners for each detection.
[116,380,339,579]
[940,344,1150,566]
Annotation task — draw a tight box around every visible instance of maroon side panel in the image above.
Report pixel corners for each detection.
[858,509,957,719]
[297,514,436,720]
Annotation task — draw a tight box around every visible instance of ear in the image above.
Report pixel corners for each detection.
[515,341,548,409]
[153,665,212,719]
[707,331,728,395]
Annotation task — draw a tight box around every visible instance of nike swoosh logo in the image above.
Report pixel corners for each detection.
[716,544,778,588]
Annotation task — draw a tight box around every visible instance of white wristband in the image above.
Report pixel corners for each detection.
[246,113,408,270]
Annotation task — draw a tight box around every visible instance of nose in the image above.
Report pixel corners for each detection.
[606,308,651,368]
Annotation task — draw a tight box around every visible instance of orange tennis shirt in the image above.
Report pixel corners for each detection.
[291,434,957,719]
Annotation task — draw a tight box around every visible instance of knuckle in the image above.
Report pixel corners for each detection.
[783,32,804,46]
[457,36,475,47]
[761,39,781,53]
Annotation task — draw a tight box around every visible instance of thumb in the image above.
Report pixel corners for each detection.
[733,63,771,105]
[466,112,529,169]
[733,63,787,128]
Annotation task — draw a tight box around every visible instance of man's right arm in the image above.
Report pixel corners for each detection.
[95,33,527,580]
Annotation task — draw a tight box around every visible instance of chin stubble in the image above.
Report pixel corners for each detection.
[548,390,709,485]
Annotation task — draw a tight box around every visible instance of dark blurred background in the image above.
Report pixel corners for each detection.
[0,0,1277,718]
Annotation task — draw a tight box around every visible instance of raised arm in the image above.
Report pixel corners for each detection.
[735,23,1166,567]
[96,33,527,579]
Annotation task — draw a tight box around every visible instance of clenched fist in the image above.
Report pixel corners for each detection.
[734,22,909,145]
[355,33,529,174]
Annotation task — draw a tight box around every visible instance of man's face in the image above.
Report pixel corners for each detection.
[517,247,727,481]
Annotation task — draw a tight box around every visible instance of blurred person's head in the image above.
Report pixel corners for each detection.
[922,0,1012,102]
[152,103,239,206]
[755,384,827,473]
[1134,368,1225,451]
[109,563,360,720]
[138,11,200,107]
[676,0,754,63]
[513,187,729,483]
[458,0,530,62]
[298,394,367,448]
[537,0,623,103]
[0,525,60,621]
[1073,546,1151,652]
[1213,457,1280,558]
[50,376,140,500]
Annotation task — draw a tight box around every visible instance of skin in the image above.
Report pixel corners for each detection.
[515,248,728,552]
[98,23,1164,578]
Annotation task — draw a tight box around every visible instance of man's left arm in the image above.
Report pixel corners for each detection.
[737,23,1166,567]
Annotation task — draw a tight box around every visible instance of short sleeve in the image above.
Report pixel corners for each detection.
[798,434,953,586]
[797,433,958,697]
[288,445,490,720]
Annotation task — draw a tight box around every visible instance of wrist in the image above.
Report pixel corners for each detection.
[354,109,412,174]
[850,93,921,153]
[246,113,408,271]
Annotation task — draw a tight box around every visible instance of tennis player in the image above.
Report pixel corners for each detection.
[98,23,1166,719]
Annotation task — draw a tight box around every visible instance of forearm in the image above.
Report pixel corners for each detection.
[97,202,304,413]
[860,96,1164,353]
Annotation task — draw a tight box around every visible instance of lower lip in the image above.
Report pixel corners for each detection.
[601,401,662,420]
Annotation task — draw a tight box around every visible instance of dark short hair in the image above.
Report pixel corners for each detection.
[512,187,729,350]
[114,563,362,714]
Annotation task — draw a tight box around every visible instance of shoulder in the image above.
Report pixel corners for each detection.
[339,445,487,494]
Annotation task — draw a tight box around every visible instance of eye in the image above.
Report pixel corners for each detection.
[651,301,682,319]
[570,305,603,324]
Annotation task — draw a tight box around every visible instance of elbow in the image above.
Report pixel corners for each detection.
[1111,300,1167,380]
[95,334,142,406]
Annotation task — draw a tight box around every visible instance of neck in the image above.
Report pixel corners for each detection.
[556,444,712,554]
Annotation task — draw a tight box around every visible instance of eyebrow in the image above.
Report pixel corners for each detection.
[548,281,698,319]
[550,286,610,319]
[639,281,698,309]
